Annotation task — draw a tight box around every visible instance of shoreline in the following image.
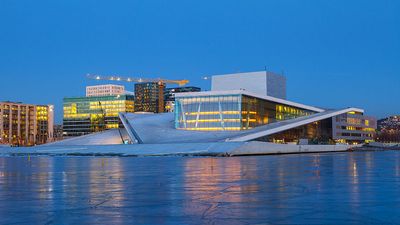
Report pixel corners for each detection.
[0,141,361,157]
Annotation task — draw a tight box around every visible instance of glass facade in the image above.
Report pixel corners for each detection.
[63,95,134,136]
[257,118,333,144]
[175,94,315,131]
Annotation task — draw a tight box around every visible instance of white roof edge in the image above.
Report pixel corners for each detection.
[175,90,325,113]
[211,71,284,77]
[228,107,364,142]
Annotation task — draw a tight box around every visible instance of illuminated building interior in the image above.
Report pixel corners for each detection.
[257,119,334,144]
[175,93,315,131]
[63,95,134,136]
[164,86,201,112]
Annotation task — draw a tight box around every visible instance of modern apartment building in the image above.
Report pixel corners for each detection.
[0,102,54,146]
[86,84,125,97]
[134,82,165,113]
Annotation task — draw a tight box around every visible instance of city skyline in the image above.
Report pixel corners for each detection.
[1,0,399,124]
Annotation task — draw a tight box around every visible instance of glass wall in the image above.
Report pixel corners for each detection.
[175,94,316,131]
[242,95,313,129]
[257,118,333,144]
[175,95,242,131]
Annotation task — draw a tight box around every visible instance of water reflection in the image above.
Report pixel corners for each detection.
[183,157,260,222]
[0,152,400,224]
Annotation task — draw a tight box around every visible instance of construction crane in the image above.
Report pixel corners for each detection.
[86,74,189,86]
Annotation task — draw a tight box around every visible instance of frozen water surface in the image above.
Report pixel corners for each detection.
[1,151,400,224]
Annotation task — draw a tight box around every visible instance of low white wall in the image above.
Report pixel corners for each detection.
[0,141,353,156]
[230,141,351,156]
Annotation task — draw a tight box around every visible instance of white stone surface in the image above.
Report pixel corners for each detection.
[44,129,126,146]
[0,141,352,156]
[123,113,241,144]
[230,141,353,156]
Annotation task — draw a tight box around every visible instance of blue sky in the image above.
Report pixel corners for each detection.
[0,0,399,124]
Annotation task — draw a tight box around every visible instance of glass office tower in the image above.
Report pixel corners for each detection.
[63,95,134,136]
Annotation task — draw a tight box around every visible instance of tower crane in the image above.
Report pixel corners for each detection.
[86,74,189,86]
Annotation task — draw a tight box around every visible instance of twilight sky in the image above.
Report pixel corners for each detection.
[0,0,399,124]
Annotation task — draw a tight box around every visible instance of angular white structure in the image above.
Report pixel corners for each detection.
[211,71,287,99]
[50,109,367,146]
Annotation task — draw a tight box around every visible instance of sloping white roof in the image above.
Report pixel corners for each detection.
[122,113,242,144]
[44,129,125,146]
[175,90,325,113]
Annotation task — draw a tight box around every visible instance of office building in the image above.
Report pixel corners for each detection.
[0,102,54,146]
[332,112,376,144]
[211,71,287,99]
[134,82,165,113]
[63,95,134,136]
[86,84,125,97]
[164,86,201,112]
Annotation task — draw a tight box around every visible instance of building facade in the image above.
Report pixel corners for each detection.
[86,84,125,97]
[174,90,320,131]
[332,112,376,144]
[134,82,165,113]
[0,102,54,146]
[164,86,201,112]
[63,95,134,136]
[211,71,287,99]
